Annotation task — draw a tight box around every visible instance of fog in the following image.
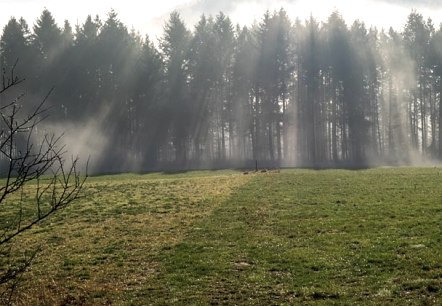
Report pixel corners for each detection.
[1,7,442,173]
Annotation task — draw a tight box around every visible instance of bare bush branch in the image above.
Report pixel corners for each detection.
[0,68,87,300]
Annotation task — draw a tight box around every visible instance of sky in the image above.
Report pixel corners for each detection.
[1,0,442,42]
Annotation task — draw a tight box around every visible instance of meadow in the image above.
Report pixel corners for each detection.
[3,168,442,305]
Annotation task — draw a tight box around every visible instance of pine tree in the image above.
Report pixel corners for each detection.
[160,12,192,165]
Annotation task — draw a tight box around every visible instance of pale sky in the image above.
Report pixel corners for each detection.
[1,0,442,42]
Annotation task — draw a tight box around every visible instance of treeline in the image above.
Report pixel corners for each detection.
[1,8,442,171]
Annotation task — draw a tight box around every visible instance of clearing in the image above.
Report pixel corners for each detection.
[3,168,442,305]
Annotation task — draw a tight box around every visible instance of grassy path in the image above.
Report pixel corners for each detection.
[4,169,442,305]
[139,169,442,305]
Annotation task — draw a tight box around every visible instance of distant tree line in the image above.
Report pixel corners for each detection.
[1,8,442,171]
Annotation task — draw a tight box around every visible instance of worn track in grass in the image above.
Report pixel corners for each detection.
[4,168,442,305]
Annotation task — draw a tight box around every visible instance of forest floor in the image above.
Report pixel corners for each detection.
[5,168,442,305]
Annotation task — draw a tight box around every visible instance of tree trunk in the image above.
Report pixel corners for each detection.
[439,79,442,159]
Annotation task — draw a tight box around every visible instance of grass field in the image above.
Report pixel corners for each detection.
[2,168,442,305]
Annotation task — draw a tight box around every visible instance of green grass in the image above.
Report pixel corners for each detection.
[2,168,442,305]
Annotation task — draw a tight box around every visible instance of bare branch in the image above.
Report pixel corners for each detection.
[0,59,25,95]
[0,68,87,297]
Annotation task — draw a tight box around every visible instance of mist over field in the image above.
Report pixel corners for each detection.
[2,6,442,173]
[2,3,442,305]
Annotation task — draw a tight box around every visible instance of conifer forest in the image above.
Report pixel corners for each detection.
[2,8,442,172]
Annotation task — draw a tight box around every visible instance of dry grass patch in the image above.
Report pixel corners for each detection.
[5,171,249,305]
